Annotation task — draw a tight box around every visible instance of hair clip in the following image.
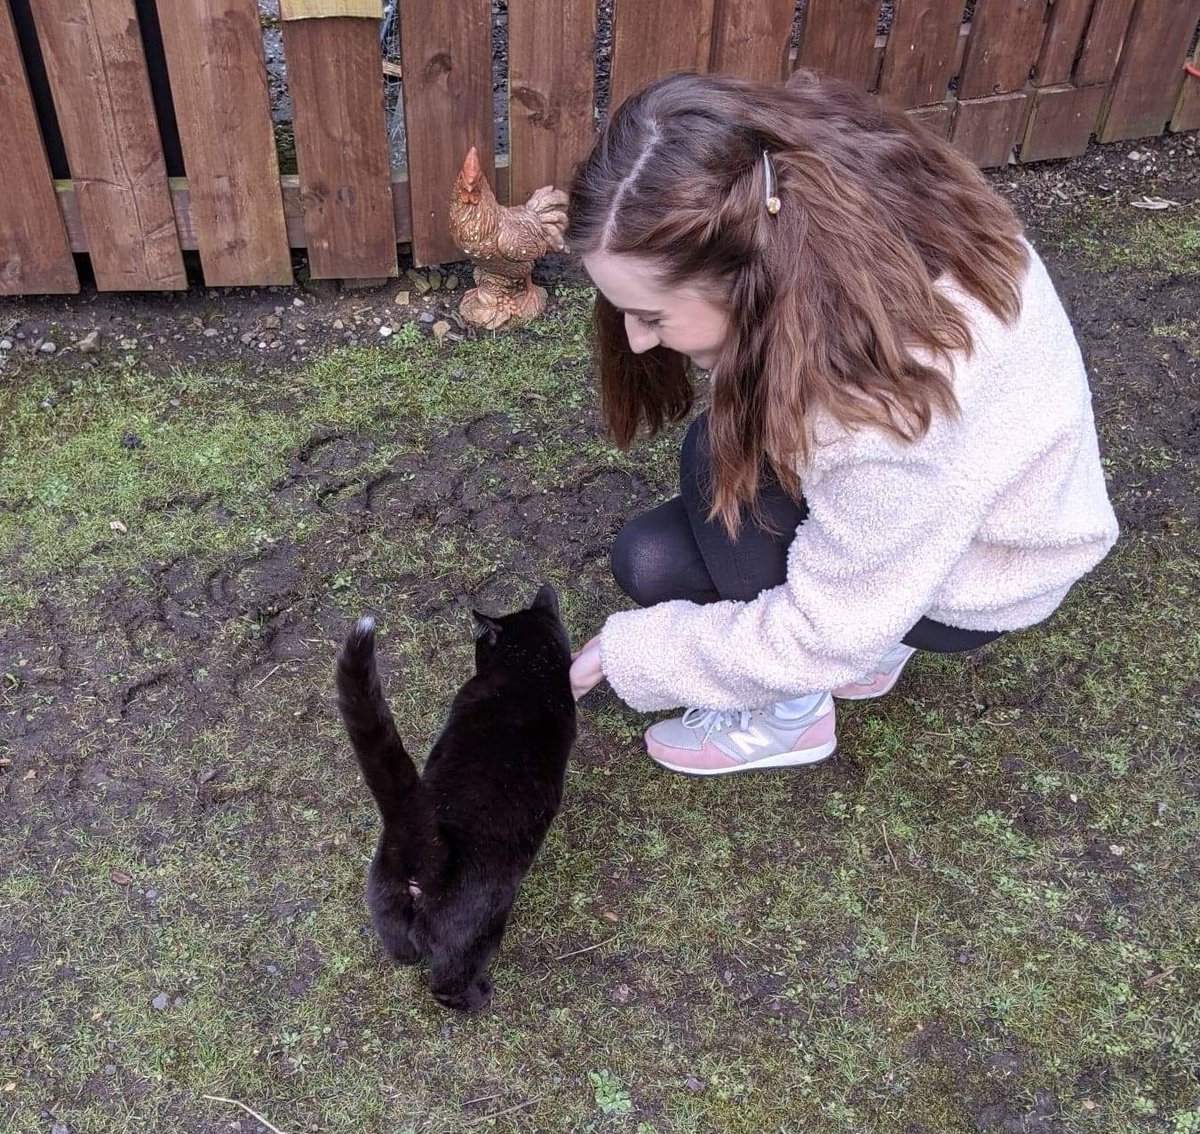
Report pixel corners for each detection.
[763,150,781,216]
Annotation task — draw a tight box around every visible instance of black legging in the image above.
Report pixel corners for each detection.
[611,414,1002,655]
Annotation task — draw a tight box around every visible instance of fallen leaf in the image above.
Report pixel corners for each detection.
[1130,196,1177,210]
[110,870,132,885]
[197,768,219,785]
[602,911,619,922]
[109,519,128,534]
[1082,1099,1097,1111]
[22,770,36,780]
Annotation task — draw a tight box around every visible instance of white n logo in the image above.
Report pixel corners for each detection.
[728,726,774,758]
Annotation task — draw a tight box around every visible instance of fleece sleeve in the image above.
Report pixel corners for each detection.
[599,444,989,712]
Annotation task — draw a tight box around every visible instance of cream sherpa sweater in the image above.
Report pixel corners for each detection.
[600,244,1119,712]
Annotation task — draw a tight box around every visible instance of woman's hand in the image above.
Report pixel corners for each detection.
[570,634,604,701]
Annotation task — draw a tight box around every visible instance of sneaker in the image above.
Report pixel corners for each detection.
[644,694,836,776]
[832,645,917,701]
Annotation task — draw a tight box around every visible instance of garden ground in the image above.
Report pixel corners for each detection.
[1,133,1198,1133]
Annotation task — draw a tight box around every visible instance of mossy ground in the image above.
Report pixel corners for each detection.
[1,166,1197,1134]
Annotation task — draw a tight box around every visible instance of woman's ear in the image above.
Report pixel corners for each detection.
[472,611,502,645]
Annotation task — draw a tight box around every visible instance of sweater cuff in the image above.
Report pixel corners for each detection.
[600,604,694,714]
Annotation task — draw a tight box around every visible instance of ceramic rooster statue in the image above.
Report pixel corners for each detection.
[448,147,569,331]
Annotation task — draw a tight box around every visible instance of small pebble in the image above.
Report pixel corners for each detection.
[77,330,100,353]
[145,889,157,900]
[432,320,452,342]
[379,326,393,338]
[292,298,304,307]
[39,341,57,354]
[52,1125,69,1134]
[203,327,219,338]
[151,992,169,1011]
[445,274,459,290]
[0,339,11,350]
[418,311,436,324]
[332,318,345,330]
[263,315,281,329]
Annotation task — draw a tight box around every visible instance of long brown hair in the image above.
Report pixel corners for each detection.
[568,71,1028,535]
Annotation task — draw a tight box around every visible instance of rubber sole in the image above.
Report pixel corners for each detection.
[648,735,838,777]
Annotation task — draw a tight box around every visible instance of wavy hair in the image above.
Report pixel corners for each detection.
[568,71,1028,535]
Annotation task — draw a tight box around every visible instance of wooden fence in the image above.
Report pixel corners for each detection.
[1,0,1198,295]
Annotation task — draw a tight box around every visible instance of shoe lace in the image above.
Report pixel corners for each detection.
[681,707,752,741]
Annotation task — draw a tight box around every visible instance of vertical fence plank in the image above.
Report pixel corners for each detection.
[795,0,880,90]
[32,0,185,291]
[1019,83,1107,159]
[878,0,964,107]
[398,0,493,266]
[609,0,716,112]
[958,0,1049,99]
[1074,0,1137,86]
[711,0,794,83]
[1098,0,1200,141]
[157,0,292,286]
[0,2,77,295]
[508,0,596,205]
[1172,45,1200,131]
[282,15,397,279]
[795,0,879,90]
[1037,0,1096,85]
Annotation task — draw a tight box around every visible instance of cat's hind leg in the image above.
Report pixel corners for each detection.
[368,870,422,964]
[427,915,507,1012]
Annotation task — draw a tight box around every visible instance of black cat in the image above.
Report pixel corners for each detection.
[335,585,576,1012]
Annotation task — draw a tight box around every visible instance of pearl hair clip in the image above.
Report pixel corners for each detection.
[763,150,781,216]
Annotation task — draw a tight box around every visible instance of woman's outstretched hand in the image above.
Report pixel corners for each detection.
[570,634,604,701]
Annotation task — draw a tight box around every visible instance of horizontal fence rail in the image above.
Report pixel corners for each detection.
[1,0,1198,294]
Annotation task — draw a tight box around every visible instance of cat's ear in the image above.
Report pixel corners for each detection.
[472,610,502,645]
[531,584,559,617]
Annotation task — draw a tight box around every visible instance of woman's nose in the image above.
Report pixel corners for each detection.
[624,313,658,354]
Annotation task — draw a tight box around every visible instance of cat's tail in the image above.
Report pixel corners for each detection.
[335,618,434,846]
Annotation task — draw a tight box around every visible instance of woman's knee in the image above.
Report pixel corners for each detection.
[610,500,715,607]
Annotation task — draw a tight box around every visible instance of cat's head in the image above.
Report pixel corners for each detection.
[472,585,571,671]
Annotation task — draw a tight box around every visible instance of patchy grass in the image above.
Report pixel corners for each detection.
[1040,196,1200,275]
[2,202,1199,1134]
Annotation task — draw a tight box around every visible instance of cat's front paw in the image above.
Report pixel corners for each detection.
[432,973,493,1013]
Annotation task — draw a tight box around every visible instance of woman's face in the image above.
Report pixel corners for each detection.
[582,250,730,371]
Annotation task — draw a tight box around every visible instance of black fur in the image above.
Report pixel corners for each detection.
[335,585,576,1012]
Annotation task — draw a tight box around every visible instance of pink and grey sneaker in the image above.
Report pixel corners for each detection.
[644,693,836,776]
[832,644,917,701]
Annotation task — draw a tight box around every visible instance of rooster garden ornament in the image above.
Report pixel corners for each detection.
[448,147,569,330]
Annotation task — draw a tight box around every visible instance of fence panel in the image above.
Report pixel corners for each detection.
[794,0,879,89]
[281,12,397,279]
[0,1,77,295]
[609,0,716,111]
[508,0,596,205]
[711,0,794,83]
[1173,45,1200,131]
[958,0,1049,99]
[32,0,185,291]
[1098,0,1200,141]
[878,0,963,106]
[952,92,1031,166]
[398,0,493,266]
[1036,0,1095,85]
[157,0,292,286]
[1020,83,1108,160]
